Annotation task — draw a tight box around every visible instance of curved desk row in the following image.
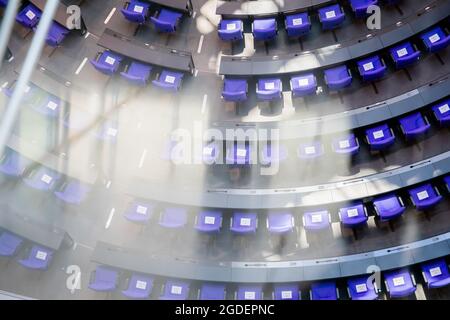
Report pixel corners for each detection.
[1,75,102,186]
[216,0,333,18]
[5,134,99,185]
[29,0,87,35]
[97,28,195,74]
[146,0,193,15]
[0,206,72,251]
[212,74,450,140]
[219,0,450,76]
[125,151,450,209]
[91,232,450,283]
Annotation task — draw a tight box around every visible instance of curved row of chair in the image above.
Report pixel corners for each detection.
[90,50,185,91]
[0,148,92,205]
[88,256,450,299]
[14,3,70,47]
[218,0,384,42]
[122,175,450,237]
[221,25,450,101]
[0,231,54,271]
[163,99,449,166]
[2,80,125,143]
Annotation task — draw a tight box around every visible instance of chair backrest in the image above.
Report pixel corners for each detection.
[121,9,146,23]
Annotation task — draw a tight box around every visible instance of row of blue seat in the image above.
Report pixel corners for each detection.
[222,26,450,102]
[0,231,54,271]
[0,148,91,205]
[90,50,185,91]
[218,1,384,41]
[164,100,449,165]
[14,3,70,47]
[120,1,184,33]
[87,256,450,299]
[121,176,450,235]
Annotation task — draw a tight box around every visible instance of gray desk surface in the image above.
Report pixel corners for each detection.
[0,208,66,250]
[211,75,450,140]
[216,0,332,17]
[125,152,450,209]
[219,0,450,76]
[91,232,450,283]
[17,65,87,102]
[30,0,86,33]
[148,0,193,14]
[97,28,195,73]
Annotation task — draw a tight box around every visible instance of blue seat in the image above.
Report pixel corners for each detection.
[226,144,252,166]
[152,70,184,91]
[159,280,190,300]
[273,284,300,300]
[18,246,54,270]
[290,73,317,98]
[230,212,257,235]
[200,142,221,165]
[121,1,151,24]
[256,78,282,101]
[88,266,119,292]
[324,65,352,90]
[23,166,61,192]
[357,55,387,82]
[222,78,248,102]
[338,202,368,227]
[399,112,430,139]
[0,149,30,177]
[365,123,396,151]
[46,22,70,47]
[302,210,331,231]
[195,210,223,233]
[310,281,338,300]
[16,4,41,29]
[218,19,243,41]
[432,99,450,126]
[384,269,416,298]
[120,61,152,86]
[199,283,226,300]
[285,12,311,38]
[96,122,118,143]
[373,194,406,221]
[159,207,188,229]
[0,232,23,257]
[90,51,123,75]
[236,285,263,300]
[347,275,379,300]
[421,259,450,289]
[267,211,295,234]
[445,176,450,193]
[122,274,153,299]
[408,183,442,211]
[32,94,61,118]
[123,200,154,224]
[297,141,324,160]
[331,133,360,156]
[421,27,450,53]
[318,4,345,30]
[0,0,8,8]
[350,0,378,18]
[252,18,277,41]
[151,8,183,33]
[390,42,421,69]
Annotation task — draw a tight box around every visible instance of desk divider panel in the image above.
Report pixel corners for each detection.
[91,233,450,283]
